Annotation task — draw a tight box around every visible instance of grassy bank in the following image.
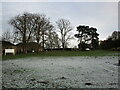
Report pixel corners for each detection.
[2,50,120,60]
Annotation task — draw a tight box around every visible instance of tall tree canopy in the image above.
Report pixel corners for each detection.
[45,30,60,49]
[74,25,99,50]
[108,31,120,40]
[9,12,55,53]
[56,19,73,49]
[32,14,54,51]
[10,12,35,53]
[2,31,13,42]
[100,31,120,50]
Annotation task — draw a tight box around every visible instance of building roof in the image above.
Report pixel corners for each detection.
[2,41,15,46]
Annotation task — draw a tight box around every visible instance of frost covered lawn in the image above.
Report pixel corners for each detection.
[2,56,119,88]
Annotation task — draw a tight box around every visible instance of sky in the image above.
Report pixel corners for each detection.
[0,0,119,47]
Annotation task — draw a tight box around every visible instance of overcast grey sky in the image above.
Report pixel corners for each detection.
[0,0,119,47]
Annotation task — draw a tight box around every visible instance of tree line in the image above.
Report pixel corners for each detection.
[2,12,73,53]
[2,12,120,53]
[100,31,120,50]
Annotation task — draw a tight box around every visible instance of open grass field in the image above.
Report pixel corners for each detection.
[2,50,120,88]
[2,56,119,88]
[2,50,119,60]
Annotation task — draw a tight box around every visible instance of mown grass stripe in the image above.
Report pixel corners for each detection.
[2,50,120,60]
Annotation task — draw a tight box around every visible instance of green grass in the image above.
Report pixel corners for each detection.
[2,50,120,60]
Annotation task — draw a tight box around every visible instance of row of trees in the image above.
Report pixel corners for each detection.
[2,12,73,53]
[100,31,120,50]
[3,12,119,53]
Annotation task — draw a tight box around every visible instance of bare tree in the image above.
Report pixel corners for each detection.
[46,28,55,49]
[2,31,13,42]
[56,19,73,49]
[52,32,60,48]
[46,29,60,49]
[9,12,55,53]
[33,14,54,51]
[9,12,35,53]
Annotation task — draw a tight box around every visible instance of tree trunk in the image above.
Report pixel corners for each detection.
[23,42,27,54]
[79,37,82,51]
[118,60,120,66]
[42,33,45,52]
[23,15,27,54]
[36,44,39,53]
[22,34,27,54]
[62,36,65,50]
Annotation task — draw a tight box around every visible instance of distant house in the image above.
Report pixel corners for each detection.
[15,43,23,53]
[2,41,16,55]
[16,42,43,53]
[2,41,43,55]
[27,42,43,52]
